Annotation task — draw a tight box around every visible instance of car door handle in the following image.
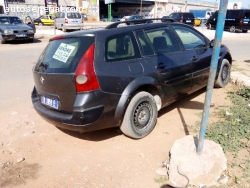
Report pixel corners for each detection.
[191,56,198,61]
[155,63,166,69]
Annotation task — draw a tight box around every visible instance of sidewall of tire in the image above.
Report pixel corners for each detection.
[215,59,231,88]
[120,92,158,139]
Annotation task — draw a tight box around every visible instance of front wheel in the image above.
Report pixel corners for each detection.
[0,34,6,44]
[215,59,231,88]
[120,91,158,139]
[242,30,248,33]
[38,22,43,26]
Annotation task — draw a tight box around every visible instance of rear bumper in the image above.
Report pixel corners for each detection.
[31,87,120,132]
[64,24,83,30]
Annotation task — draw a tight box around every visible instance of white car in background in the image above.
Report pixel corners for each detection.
[120,16,130,22]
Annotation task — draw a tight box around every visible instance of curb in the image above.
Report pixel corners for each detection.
[231,71,250,87]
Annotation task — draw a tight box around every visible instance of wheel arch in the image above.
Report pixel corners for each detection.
[114,76,163,126]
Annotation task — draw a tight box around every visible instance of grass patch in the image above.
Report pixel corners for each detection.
[154,176,168,183]
[205,87,250,184]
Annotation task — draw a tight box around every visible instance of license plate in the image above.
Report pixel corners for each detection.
[72,20,78,23]
[41,96,58,109]
[16,34,27,37]
[186,20,191,22]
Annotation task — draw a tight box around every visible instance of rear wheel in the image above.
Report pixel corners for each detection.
[0,34,6,44]
[229,26,236,33]
[215,59,231,88]
[207,23,212,30]
[242,30,248,33]
[120,91,158,139]
[62,25,67,32]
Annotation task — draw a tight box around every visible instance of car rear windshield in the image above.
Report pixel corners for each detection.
[34,36,95,73]
[183,13,194,19]
[67,12,81,19]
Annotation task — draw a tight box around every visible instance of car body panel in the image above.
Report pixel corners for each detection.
[31,21,232,133]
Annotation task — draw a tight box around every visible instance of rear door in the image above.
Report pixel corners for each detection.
[135,26,193,106]
[32,36,95,113]
[182,13,194,26]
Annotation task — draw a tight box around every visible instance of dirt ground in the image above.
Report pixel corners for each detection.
[0,61,250,188]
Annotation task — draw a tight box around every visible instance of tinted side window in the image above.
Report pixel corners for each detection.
[244,11,250,18]
[172,26,206,50]
[105,32,140,62]
[227,10,241,18]
[136,31,154,56]
[144,27,181,54]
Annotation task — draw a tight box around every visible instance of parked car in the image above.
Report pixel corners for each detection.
[31,19,232,139]
[54,12,83,32]
[34,14,55,26]
[120,16,130,22]
[125,15,145,25]
[166,12,195,26]
[0,15,35,44]
[206,9,250,33]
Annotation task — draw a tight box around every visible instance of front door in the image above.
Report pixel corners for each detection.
[171,25,212,92]
[135,26,193,106]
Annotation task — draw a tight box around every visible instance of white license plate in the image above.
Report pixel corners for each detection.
[41,96,58,109]
[16,34,27,37]
[186,20,191,23]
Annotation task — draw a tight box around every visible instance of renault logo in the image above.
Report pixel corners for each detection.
[40,77,44,84]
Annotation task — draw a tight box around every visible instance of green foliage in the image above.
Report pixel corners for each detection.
[206,87,250,153]
[154,176,168,183]
[205,87,250,184]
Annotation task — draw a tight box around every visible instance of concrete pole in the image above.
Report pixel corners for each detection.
[196,0,228,154]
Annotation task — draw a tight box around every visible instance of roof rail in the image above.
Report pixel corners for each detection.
[105,18,177,29]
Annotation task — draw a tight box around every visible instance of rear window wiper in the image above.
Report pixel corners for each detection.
[39,62,48,69]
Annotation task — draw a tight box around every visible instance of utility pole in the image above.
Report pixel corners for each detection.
[140,0,142,16]
[154,0,157,18]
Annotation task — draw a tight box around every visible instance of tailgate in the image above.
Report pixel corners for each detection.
[33,36,95,113]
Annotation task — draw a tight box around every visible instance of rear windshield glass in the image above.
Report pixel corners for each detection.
[67,12,81,19]
[34,37,95,73]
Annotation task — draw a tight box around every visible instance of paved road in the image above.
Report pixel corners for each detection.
[0,25,250,188]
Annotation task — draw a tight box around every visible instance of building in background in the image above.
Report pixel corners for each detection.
[3,0,217,21]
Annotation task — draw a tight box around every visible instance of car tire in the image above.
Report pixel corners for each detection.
[0,34,6,44]
[229,26,236,33]
[38,22,43,26]
[120,91,158,139]
[207,23,212,30]
[242,30,248,33]
[62,26,67,32]
[54,24,57,29]
[215,59,231,88]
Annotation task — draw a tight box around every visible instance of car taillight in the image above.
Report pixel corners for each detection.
[240,18,243,25]
[82,19,84,23]
[180,19,183,23]
[74,43,100,92]
[65,18,68,23]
